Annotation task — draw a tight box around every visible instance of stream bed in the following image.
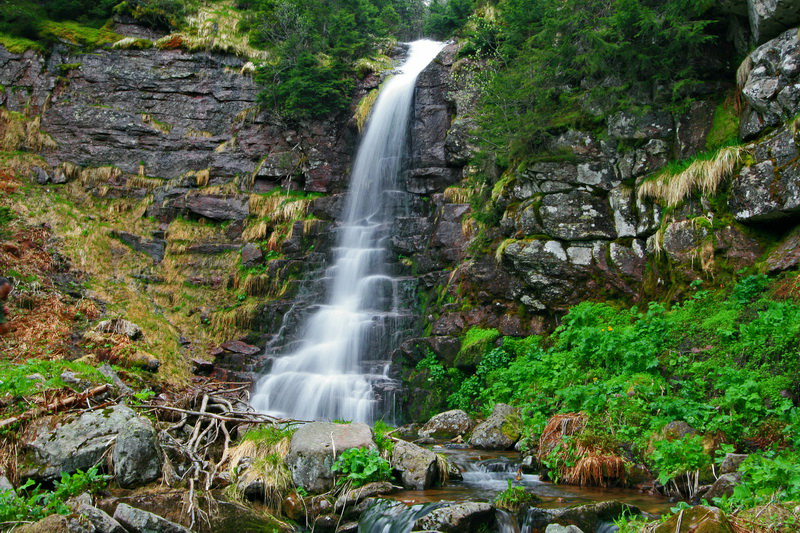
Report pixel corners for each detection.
[377,445,672,531]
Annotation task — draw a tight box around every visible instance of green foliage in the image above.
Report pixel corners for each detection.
[331,447,392,487]
[424,0,474,39]
[731,273,770,305]
[493,479,539,511]
[416,350,446,384]
[714,450,800,511]
[0,467,108,523]
[0,359,111,399]
[248,0,425,118]
[0,206,15,238]
[241,424,296,444]
[649,434,710,486]
[472,0,719,164]
[115,0,189,30]
[373,420,395,454]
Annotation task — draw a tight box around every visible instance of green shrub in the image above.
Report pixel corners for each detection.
[714,450,800,511]
[331,447,392,487]
[0,467,108,524]
[493,479,540,511]
[649,434,710,498]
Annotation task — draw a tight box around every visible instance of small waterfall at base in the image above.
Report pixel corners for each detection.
[251,40,445,423]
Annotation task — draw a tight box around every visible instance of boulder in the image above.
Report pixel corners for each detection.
[545,525,585,533]
[703,472,742,501]
[767,226,800,272]
[748,0,800,44]
[110,231,166,263]
[182,195,249,221]
[654,505,734,533]
[469,404,522,450]
[77,504,127,533]
[241,243,263,267]
[334,481,400,512]
[608,110,674,141]
[740,29,800,139]
[419,410,474,439]
[729,161,800,222]
[414,502,495,533]
[526,501,641,532]
[720,453,749,474]
[113,503,192,533]
[286,422,376,493]
[661,219,709,263]
[21,404,137,481]
[94,319,142,340]
[390,440,438,490]
[112,416,162,488]
[539,190,616,241]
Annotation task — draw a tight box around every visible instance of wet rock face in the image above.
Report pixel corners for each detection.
[414,502,495,533]
[286,422,376,493]
[0,44,354,193]
[740,28,800,139]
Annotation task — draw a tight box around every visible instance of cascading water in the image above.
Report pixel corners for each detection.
[251,40,445,423]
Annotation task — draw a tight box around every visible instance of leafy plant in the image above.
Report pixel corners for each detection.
[714,450,800,511]
[0,467,108,524]
[493,479,539,511]
[649,434,710,498]
[373,420,395,455]
[331,447,392,487]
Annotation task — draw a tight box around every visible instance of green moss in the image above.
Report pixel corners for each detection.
[0,33,46,54]
[706,100,740,151]
[38,19,120,49]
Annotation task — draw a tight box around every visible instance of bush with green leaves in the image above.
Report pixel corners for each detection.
[493,479,539,511]
[714,450,800,511]
[649,434,710,498]
[331,447,392,487]
[0,467,108,524]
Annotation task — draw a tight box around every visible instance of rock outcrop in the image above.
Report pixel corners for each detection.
[285,422,376,493]
[469,403,522,450]
[419,409,474,439]
[390,440,439,490]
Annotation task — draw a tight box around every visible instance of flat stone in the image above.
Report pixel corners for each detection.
[220,340,260,355]
[113,503,192,533]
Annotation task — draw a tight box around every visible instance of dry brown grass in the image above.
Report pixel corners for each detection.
[737,54,753,89]
[0,109,57,152]
[443,186,472,204]
[638,145,750,206]
[538,413,627,487]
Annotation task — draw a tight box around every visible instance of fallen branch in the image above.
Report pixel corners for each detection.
[0,384,111,429]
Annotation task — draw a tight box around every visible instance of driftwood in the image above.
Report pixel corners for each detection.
[0,383,111,429]
[147,385,305,529]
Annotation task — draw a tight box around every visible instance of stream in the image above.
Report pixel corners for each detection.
[364,445,671,533]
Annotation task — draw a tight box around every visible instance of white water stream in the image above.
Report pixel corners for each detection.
[252,40,445,423]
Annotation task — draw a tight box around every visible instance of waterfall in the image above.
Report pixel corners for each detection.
[252,40,445,423]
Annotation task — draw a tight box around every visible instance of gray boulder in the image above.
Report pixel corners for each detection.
[539,190,616,241]
[704,472,742,501]
[77,504,127,533]
[469,404,522,450]
[661,219,709,263]
[390,440,438,490]
[607,110,674,141]
[112,416,162,488]
[720,453,749,474]
[21,404,137,481]
[286,422,376,493]
[729,128,800,221]
[748,0,800,44]
[740,29,800,139]
[545,525,585,533]
[113,503,192,533]
[182,194,249,221]
[334,481,400,512]
[414,502,495,533]
[419,410,474,439]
